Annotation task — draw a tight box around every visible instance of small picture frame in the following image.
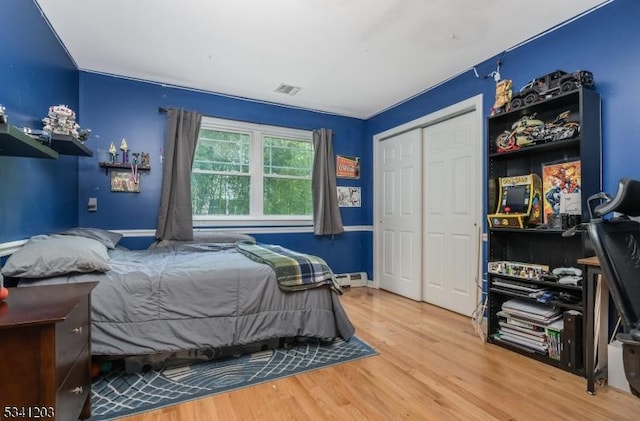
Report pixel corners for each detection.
[110,170,140,193]
[337,186,361,207]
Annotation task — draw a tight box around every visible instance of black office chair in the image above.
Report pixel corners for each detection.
[587,178,640,397]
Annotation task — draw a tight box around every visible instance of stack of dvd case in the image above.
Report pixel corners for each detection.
[494,298,563,355]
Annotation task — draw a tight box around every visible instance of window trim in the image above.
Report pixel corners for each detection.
[193,117,314,226]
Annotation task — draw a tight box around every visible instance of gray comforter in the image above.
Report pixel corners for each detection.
[20,243,355,355]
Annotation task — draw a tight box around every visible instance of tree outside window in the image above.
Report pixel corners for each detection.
[191,118,313,223]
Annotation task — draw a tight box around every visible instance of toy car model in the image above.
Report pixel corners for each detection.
[510,70,594,110]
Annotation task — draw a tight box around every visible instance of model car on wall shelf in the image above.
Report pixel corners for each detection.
[510,70,594,110]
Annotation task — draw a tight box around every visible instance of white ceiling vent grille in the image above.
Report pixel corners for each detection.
[274,83,302,96]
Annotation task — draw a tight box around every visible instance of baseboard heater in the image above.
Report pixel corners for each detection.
[335,272,368,288]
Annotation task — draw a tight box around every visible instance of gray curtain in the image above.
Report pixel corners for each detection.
[155,108,202,241]
[312,128,344,236]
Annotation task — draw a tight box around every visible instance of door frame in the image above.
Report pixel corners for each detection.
[373,94,484,297]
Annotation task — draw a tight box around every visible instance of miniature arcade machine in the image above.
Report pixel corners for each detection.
[488,174,543,228]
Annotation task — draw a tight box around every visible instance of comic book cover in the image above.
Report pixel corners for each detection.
[541,160,581,223]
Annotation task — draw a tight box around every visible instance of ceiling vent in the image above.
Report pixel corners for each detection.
[274,83,302,96]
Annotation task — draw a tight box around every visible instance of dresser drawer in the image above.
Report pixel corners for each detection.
[57,343,91,421]
[56,296,90,386]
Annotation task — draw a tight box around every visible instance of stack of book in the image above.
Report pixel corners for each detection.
[495,298,563,355]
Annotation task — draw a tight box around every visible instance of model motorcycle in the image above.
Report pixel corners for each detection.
[534,110,580,143]
[495,114,544,152]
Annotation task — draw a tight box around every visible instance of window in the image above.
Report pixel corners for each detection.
[191,117,313,225]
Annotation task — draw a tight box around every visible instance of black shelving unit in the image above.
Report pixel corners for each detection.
[486,88,602,375]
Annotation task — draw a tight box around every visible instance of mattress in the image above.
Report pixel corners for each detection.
[19,243,355,356]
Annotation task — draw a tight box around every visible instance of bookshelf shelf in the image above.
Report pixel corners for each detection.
[486,88,602,376]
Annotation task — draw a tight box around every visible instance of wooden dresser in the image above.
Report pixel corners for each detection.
[0,282,97,421]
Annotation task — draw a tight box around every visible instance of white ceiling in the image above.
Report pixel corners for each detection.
[35,0,607,119]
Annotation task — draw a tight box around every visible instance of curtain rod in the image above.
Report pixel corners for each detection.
[157,107,333,135]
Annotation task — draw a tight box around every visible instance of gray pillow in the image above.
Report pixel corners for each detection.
[193,231,255,243]
[1,235,111,278]
[60,227,123,249]
[148,231,255,249]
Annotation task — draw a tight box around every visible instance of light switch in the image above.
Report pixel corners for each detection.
[88,197,98,212]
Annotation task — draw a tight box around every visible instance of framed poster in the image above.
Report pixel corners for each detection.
[337,186,361,207]
[541,160,581,223]
[110,170,140,193]
[336,155,360,179]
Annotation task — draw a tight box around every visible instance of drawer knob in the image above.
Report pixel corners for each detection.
[73,327,83,334]
[71,386,83,395]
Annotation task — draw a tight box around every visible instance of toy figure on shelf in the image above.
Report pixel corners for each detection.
[490,79,512,116]
[141,152,150,167]
[120,138,129,163]
[41,104,92,141]
[0,104,7,124]
[77,128,92,143]
[108,142,118,163]
[132,152,140,165]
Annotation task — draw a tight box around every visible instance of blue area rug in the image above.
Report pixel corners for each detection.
[89,337,376,420]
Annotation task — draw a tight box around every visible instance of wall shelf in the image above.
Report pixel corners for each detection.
[50,134,93,157]
[0,123,58,159]
[98,162,151,174]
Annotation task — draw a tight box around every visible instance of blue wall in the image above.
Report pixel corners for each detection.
[76,73,369,274]
[0,0,79,242]
[367,0,640,202]
[3,0,640,279]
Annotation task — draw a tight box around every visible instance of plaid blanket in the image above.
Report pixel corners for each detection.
[236,243,342,294]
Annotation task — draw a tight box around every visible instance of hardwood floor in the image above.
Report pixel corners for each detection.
[120,288,639,420]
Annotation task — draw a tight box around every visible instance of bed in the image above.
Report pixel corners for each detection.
[2,229,355,363]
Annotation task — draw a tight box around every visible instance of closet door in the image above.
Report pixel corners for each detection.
[423,110,480,316]
[376,128,422,300]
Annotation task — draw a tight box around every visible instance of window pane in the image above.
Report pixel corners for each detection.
[194,129,250,173]
[263,177,312,215]
[263,136,313,177]
[192,173,250,215]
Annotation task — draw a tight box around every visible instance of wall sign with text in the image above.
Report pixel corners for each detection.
[336,155,360,179]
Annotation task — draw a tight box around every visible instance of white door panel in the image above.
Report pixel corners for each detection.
[423,111,479,316]
[376,129,422,300]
